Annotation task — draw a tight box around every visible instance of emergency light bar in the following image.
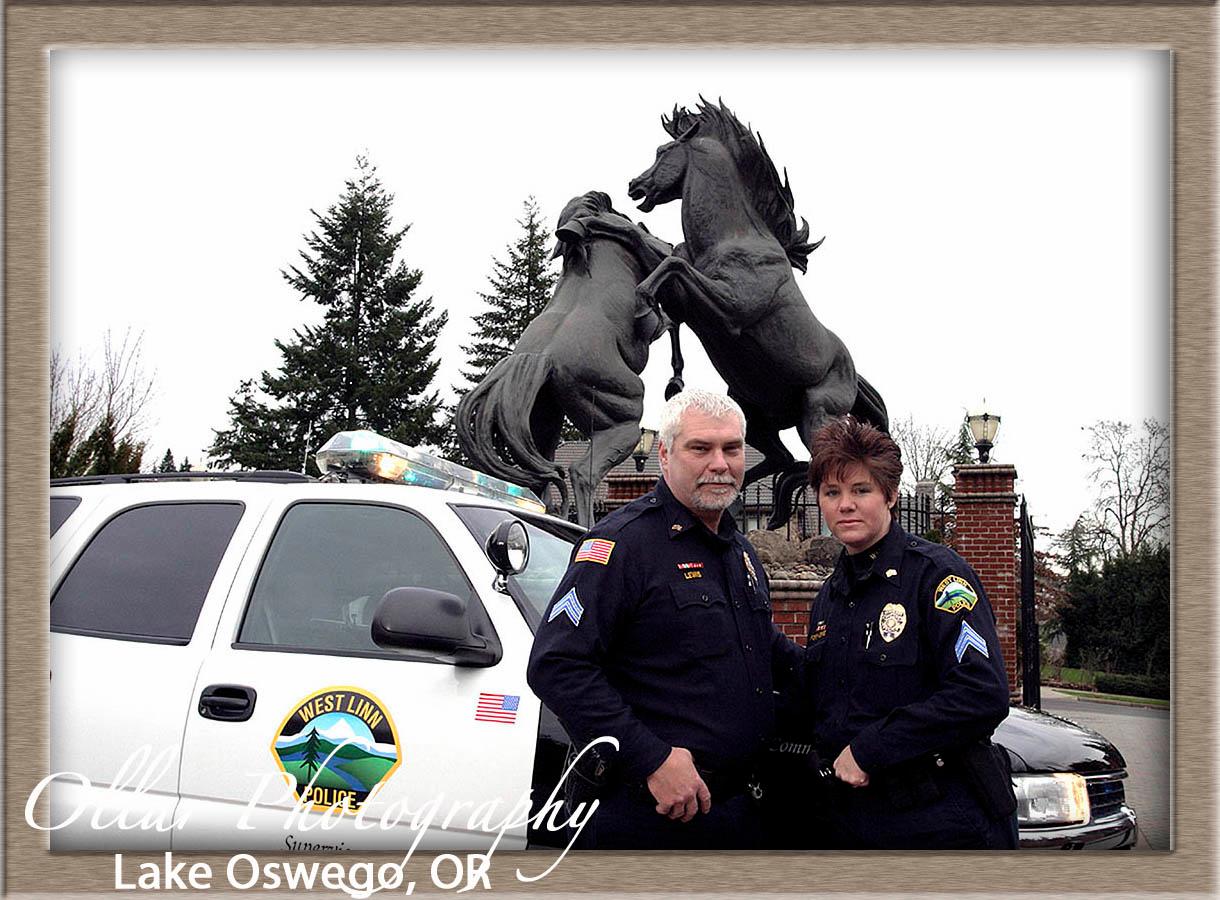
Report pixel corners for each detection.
[315,430,547,513]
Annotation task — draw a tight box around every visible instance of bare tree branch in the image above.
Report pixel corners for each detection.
[1082,418,1169,558]
[50,328,157,476]
[891,414,953,491]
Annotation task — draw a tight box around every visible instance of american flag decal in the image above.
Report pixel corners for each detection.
[475,693,520,724]
[575,538,615,565]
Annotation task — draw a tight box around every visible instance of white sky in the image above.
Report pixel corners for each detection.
[50,49,1169,538]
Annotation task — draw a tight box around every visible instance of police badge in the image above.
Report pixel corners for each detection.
[878,603,907,642]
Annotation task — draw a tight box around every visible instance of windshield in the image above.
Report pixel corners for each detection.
[451,505,581,629]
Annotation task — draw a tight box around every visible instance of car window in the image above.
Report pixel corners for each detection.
[238,501,492,657]
[451,505,581,627]
[50,496,82,536]
[51,502,244,644]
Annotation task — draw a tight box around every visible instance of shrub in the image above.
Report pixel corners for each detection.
[1094,672,1169,700]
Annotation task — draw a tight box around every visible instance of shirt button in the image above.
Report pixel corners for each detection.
[702,594,709,603]
[839,636,847,644]
[880,653,887,661]
[755,687,763,695]
[745,643,752,651]
[848,601,855,609]
[734,601,740,608]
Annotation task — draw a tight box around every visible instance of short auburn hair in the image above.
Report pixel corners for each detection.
[808,417,903,502]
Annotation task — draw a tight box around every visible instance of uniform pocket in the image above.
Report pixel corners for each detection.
[863,637,918,668]
[858,634,919,713]
[670,583,732,657]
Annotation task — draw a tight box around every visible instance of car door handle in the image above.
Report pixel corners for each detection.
[198,684,257,722]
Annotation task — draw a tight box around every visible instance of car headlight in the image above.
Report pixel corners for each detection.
[1012,773,1091,826]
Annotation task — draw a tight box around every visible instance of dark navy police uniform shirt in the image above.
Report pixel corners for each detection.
[527,478,802,782]
[806,519,1010,775]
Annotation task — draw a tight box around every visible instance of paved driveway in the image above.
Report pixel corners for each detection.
[1038,688,1170,850]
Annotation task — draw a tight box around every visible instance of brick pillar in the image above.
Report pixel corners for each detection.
[951,464,1019,697]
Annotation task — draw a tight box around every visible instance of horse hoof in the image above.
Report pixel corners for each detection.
[665,377,684,400]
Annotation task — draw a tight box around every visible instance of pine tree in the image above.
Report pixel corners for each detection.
[156,448,177,473]
[443,197,560,461]
[72,412,144,475]
[209,156,448,472]
[457,198,558,390]
[179,457,192,472]
[301,727,323,781]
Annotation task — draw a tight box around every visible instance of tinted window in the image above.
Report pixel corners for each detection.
[52,502,244,643]
[50,496,82,536]
[452,506,581,626]
[239,502,490,657]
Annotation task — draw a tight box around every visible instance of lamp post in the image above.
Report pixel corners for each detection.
[966,407,1001,464]
[632,428,657,472]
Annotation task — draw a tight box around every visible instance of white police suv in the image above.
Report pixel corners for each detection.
[47,431,1136,851]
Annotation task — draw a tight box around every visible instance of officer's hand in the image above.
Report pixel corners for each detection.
[833,745,870,788]
[646,747,712,822]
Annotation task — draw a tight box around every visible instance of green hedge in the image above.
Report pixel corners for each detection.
[1094,672,1170,700]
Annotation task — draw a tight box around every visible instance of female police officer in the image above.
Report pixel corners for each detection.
[802,417,1019,849]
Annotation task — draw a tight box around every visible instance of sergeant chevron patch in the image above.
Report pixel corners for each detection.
[954,620,989,662]
[548,587,584,626]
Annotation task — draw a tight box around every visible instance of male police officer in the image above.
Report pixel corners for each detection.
[527,390,802,849]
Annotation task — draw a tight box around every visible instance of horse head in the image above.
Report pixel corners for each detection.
[628,117,699,213]
[552,191,617,272]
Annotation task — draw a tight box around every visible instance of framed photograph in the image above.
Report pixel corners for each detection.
[11,4,1210,895]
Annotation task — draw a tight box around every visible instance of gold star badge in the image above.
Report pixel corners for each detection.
[671,524,683,532]
[885,568,898,578]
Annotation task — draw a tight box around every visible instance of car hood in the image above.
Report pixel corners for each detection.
[995,706,1128,775]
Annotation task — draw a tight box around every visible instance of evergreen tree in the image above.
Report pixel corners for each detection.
[948,420,976,467]
[71,412,144,475]
[156,448,177,473]
[301,727,323,781]
[209,157,448,472]
[179,456,192,472]
[50,412,79,479]
[443,198,560,462]
[457,198,558,390]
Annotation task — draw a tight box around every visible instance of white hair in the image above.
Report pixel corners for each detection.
[657,389,747,449]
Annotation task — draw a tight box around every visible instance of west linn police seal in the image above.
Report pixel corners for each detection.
[878,603,907,642]
[934,575,979,614]
[272,686,401,813]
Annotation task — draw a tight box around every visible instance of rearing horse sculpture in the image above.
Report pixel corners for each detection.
[592,99,888,527]
[455,191,674,526]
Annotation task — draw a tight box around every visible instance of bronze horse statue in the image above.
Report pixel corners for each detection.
[585,98,888,527]
[455,191,674,525]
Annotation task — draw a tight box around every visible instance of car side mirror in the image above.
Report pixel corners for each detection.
[485,519,529,593]
[371,587,498,667]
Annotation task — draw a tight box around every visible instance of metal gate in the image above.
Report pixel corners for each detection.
[1018,495,1041,709]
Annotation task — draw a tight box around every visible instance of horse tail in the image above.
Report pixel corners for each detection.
[851,374,890,435]
[454,353,569,511]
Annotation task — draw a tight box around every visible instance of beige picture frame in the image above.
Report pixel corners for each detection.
[8,3,1210,895]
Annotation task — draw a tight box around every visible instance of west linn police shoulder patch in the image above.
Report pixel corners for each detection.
[272,687,401,815]
[934,575,979,614]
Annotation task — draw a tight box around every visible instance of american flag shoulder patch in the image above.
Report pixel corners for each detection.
[475,692,520,724]
[575,538,615,565]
